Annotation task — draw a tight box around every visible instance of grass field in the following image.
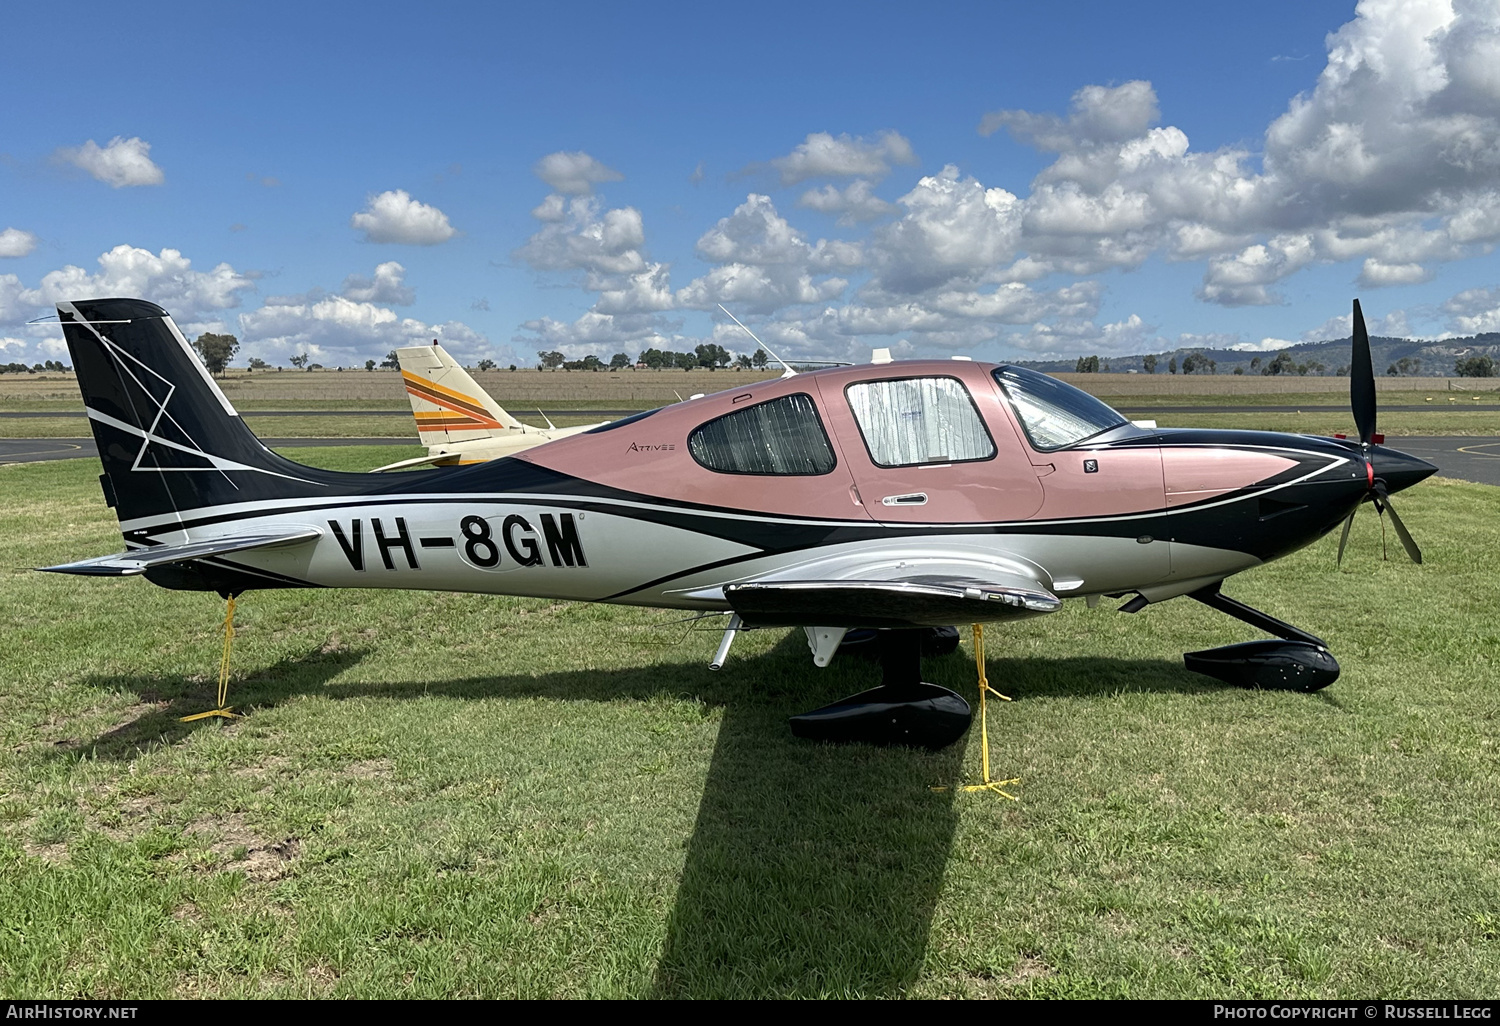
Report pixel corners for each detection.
[5,369,1500,441]
[9,411,1500,439]
[4,368,1500,411]
[1,447,1498,998]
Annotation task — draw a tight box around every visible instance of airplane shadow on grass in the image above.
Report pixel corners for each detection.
[71,634,1220,997]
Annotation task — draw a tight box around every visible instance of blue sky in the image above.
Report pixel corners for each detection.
[3,0,1499,367]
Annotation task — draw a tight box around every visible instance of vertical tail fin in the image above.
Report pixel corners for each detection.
[58,298,332,523]
[396,344,523,448]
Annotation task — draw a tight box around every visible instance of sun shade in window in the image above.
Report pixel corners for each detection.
[688,393,837,475]
[845,377,994,467]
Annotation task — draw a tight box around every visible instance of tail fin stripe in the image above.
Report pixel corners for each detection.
[403,379,500,424]
[406,391,500,424]
[68,311,238,490]
[414,412,504,427]
[86,408,309,482]
[400,370,492,410]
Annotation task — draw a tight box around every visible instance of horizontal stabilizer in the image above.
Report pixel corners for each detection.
[38,527,322,577]
[725,576,1061,629]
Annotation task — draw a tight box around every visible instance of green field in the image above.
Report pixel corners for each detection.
[1,448,1498,998]
[6,368,1500,441]
[9,410,1500,438]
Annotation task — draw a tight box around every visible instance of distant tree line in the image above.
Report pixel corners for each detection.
[175,334,796,375]
[536,345,770,371]
[1081,352,1217,374]
[0,360,69,374]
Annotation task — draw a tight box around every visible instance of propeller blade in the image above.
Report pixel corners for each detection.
[1351,299,1377,445]
[1336,508,1358,566]
[1380,496,1423,565]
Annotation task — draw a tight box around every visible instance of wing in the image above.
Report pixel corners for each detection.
[38,527,322,577]
[369,451,461,473]
[725,571,1060,629]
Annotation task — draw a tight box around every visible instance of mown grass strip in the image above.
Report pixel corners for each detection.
[0,449,1496,997]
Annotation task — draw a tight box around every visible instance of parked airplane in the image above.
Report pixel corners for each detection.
[370,343,608,472]
[40,298,1435,748]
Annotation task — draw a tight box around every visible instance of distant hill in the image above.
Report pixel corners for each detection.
[1018,332,1500,378]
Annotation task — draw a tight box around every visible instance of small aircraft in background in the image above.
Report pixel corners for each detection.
[40,298,1435,749]
[370,343,608,472]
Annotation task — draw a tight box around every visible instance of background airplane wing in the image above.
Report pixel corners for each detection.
[369,451,460,473]
[724,572,1060,629]
[37,528,322,577]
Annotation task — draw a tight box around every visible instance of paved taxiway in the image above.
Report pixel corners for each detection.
[3,435,1498,486]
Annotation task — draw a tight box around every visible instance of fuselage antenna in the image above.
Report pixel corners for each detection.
[717,304,797,378]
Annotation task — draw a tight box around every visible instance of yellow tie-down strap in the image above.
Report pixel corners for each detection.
[180,594,242,722]
[933,623,1018,799]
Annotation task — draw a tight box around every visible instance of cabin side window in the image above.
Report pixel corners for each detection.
[688,393,838,475]
[845,376,995,467]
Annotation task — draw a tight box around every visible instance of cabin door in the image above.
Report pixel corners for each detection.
[815,368,1043,524]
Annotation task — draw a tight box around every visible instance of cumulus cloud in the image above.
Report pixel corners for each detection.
[511,174,681,351]
[533,151,624,195]
[0,333,69,365]
[765,131,918,186]
[239,292,500,366]
[676,195,857,313]
[350,190,457,245]
[1442,284,1500,335]
[18,245,256,318]
[518,311,676,355]
[1198,235,1316,306]
[1231,336,1301,352]
[962,1,1500,306]
[0,245,258,364]
[692,194,862,270]
[0,228,37,258]
[0,275,28,325]
[56,136,165,187]
[865,166,1028,296]
[517,195,647,275]
[0,243,508,368]
[798,180,897,225]
[980,80,1159,147]
[513,179,1126,359]
[1358,258,1435,287]
[595,263,677,315]
[340,261,415,305]
[1000,310,1160,358]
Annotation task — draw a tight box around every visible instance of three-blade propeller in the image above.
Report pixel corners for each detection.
[1337,299,1422,567]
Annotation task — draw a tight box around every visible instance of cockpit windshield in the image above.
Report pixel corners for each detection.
[993,366,1129,451]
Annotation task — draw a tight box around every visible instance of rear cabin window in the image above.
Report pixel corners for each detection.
[688,393,837,475]
[845,377,995,467]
